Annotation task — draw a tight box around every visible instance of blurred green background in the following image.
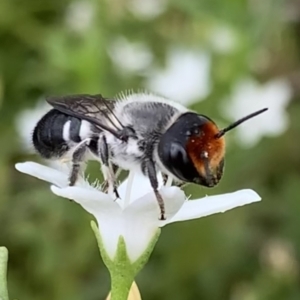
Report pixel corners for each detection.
[1,0,300,299]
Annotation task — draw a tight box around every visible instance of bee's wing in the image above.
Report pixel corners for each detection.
[46,94,122,138]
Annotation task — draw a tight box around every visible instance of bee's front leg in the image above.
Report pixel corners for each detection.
[162,173,174,187]
[162,174,187,188]
[144,160,166,220]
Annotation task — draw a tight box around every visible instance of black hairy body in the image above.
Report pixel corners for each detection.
[32,109,99,159]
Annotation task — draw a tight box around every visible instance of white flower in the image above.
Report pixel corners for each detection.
[223,78,292,147]
[147,48,211,106]
[15,162,260,263]
[65,1,94,33]
[128,0,167,19]
[208,25,237,54]
[108,37,153,73]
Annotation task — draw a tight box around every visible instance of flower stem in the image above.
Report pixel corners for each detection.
[0,247,9,300]
[109,268,134,300]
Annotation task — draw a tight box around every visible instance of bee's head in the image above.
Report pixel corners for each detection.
[158,108,268,187]
[158,112,224,187]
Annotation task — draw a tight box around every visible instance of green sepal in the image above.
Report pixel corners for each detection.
[91,221,160,300]
[0,247,9,300]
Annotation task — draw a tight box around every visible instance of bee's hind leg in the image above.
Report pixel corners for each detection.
[69,138,91,186]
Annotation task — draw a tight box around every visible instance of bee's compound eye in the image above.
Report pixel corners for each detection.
[158,141,199,182]
[170,142,189,166]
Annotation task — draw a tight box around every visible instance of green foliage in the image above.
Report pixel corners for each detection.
[1,0,299,299]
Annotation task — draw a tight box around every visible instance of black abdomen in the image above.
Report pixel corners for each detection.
[32,109,93,159]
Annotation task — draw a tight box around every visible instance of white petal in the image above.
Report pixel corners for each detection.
[117,172,164,205]
[16,161,89,188]
[164,189,261,225]
[16,162,69,187]
[51,185,116,214]
[51,185,124,260]
[119,186,185,262]
[61,185,184,262]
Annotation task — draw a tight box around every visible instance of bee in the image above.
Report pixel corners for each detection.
[32,92,268,220]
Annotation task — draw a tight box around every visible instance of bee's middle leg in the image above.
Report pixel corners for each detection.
[101,164,120,192]
[99,135,119,198]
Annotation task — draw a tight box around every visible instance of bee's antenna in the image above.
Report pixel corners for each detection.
[215,108,268,139]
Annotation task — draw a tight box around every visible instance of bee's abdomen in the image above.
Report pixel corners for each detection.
[32,109,92,159]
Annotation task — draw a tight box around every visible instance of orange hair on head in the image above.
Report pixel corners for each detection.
[186,122,225,175]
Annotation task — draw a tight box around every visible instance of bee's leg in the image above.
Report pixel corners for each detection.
[162,173,187,188]
[101,164,121,198]
[99,135,119,198]
[175,182,187,188]
[162,173,168,185]
[69,139,90,186]
[101,164,120,192]
[101,165,120,198]
[113,164,121,180]
[145,160,166,220]
[162,174,174,187]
